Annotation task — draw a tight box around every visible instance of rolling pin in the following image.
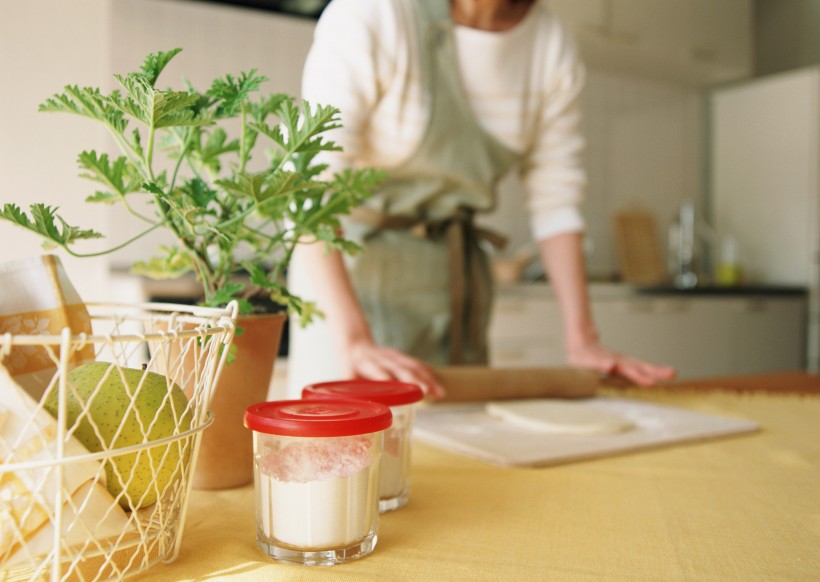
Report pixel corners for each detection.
[433,366,599,402]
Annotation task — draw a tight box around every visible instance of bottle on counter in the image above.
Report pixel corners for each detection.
[668,199,699,288]
[716,235,743,286]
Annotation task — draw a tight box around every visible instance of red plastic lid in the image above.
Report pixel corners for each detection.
[302,379,425,407]
[244,399,392,437]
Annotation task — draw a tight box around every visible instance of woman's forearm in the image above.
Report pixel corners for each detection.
[537,231,598,351]
[294,242,373,350]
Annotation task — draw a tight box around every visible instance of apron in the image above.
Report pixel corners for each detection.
[286,0,522,395]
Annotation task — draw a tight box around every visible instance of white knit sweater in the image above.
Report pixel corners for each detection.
[302,0,587,240]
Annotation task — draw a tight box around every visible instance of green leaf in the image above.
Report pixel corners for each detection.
[215,172,290,203]
[111,74,207,129]
[269,286,321,327]
[179,178,217,209]
[252,99,343,181]
[0,203,103,247]
[243,261,270,288]
[142,181,166,196]
[135,48,183,86]
[314,223,361,253]
[130,127,146,160]
[85,192,120,204]
[131,245,195,279]
[77,151,141,199]
[197,128,240,174]
[205,282,251,312]
[279,100,342,154]
[39,86,127,134]
[206,69,268,117]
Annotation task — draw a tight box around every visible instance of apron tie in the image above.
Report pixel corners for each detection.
[349,206,507,364]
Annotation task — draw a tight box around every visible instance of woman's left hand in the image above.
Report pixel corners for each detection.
[566,341,677,387]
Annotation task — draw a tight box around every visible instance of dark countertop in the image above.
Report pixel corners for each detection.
[635,284,807,297]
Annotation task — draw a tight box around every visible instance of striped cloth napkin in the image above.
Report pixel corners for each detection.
[0,254,94,399]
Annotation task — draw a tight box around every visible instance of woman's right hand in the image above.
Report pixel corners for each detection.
[342,339,446,400]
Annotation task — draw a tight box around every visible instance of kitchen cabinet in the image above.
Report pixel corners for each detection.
[546,0,753,86]
[687,0,754,81]
[488,284,807,378]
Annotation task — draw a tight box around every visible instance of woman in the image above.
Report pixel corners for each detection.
[286,0,676,397]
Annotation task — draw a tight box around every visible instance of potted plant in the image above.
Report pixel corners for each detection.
[0,48,381,488]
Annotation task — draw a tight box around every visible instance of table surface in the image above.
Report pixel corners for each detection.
[149,374,820,581]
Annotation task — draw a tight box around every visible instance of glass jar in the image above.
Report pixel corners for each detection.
[244,399,392,565]
[301,380,424,512]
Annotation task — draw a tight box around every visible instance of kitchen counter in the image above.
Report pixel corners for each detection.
[111,270,808,303]
[146,373,820,581]
[490,283,808,378]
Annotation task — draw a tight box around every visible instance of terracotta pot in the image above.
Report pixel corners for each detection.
[191,313,286,490]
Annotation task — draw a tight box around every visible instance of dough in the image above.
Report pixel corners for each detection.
[485,399,634,435]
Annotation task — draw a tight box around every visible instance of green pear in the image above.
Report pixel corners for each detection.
[44,361,193,510]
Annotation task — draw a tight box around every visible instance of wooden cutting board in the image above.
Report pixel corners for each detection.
[413,397,758,468]
[612,210,667,285]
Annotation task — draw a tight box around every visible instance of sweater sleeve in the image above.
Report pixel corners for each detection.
[520,15,587,241]
[301,0,393,174]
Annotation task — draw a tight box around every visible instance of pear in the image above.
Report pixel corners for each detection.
[44,362,192,510]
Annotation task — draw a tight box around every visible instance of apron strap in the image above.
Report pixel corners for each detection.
[416,0,451,24]
[349,206,507,364]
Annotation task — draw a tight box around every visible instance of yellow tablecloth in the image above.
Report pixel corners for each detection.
[150,389,820,581]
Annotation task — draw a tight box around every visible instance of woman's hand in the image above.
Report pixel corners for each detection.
[340,339,447,400]
[538,233,677,387]
[566,341,677,387]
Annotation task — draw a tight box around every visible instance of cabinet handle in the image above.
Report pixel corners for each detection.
[624,301,653,314]
[691,47,717,63]
[653,300,689,314]
[492,349,528,360]
[621,300,689,314]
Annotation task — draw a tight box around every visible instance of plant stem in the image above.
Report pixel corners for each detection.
[145,125,156,181]
[62,222,164,258]
[120,195,156,224]
[239,103,248,173]
[169,128,194,192]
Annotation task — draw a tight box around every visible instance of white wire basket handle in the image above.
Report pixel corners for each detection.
[0,301,238,581]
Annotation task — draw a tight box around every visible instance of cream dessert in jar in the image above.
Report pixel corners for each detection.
[302,380,424,512]
[244,399,391,565]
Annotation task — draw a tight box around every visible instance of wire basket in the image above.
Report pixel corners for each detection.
[0,301,238,581]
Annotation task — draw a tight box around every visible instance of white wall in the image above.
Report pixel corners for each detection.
[579,70,703,278]
[481,68,704,281]
[0,0,111,300]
